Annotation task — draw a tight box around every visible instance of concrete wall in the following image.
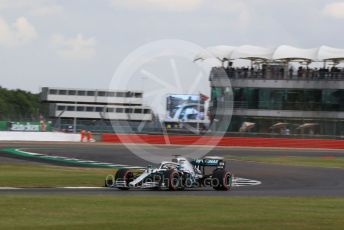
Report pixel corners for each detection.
[0,132,80,142]
[102,133,344,149]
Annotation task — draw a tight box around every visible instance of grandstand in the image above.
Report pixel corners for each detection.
[196,45,344,136]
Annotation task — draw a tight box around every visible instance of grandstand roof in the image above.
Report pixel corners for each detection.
[317,46,344,61]
[195,45,344,62]
[194,45,236,62]
[231,45,275,61]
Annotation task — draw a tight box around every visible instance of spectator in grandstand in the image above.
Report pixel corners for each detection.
[289,66,294,78]
[297,66,303,78]
[262,65,267,78]
[279,67,284,79]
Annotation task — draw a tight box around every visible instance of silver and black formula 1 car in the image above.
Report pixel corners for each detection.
[105,156,233,191]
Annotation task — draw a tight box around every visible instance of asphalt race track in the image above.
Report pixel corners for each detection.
[1,142,344,196]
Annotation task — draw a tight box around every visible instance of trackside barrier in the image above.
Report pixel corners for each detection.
[102,133,344,149]
[0,132,80,142]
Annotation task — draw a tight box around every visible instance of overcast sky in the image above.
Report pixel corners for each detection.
[1,0,344,93]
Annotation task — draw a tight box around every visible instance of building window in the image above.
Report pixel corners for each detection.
[125,108,133,113]
[107,92,115,97]
[116,108,124,113]
[68,90,76,95]
[97,91,106,97]
[144,109,150,114]
[86,107,94,112]
[87,91,95,96]
[59,90,67,95]
[67,106,75,111]
[57,106,65,111]
[134,109,142,114]
[77,106,85,112]
[322,89,344,111]
[125,92,133,97]
[106,108,114,113]
[230,87,344,112]
[134,93,143,98]
[116,92,125,97]
[95,107,103,112]
[77,91,86,96]
[49,89,58,95]
[304,90,321,111]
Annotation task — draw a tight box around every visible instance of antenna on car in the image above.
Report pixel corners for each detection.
[172,154,181,163]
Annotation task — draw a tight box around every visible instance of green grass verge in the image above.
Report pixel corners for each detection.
[0,163,115,187]
[225,155,344,168]
[0,195,343,230]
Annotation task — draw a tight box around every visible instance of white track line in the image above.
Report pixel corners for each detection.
[61,187,104,189]
[232,177,262,187]
[14,148,144,169]
[0,187,22,190]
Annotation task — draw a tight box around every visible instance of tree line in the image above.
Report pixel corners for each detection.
[0,87,48,121]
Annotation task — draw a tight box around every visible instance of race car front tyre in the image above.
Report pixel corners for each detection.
[212,169,232,191]
[114,168,134,190]
[163,169,182,191]
[104,178,113,187]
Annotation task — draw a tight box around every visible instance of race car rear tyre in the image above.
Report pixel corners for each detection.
[212,169,232,191]
[115,168,134,190]
[163,170,182,191]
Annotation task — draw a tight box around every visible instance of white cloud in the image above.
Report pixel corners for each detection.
[30,4,62,16]
[51,34,97,60]
[0,0,62,16]
[0,17,38,47]
[0,0,29,9]
[323,2,344,19]
[110,0,202,12]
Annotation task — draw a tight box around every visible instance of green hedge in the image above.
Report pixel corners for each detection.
[0,121,7,131]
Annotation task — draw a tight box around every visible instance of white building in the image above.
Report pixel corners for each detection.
[40,87,153,131]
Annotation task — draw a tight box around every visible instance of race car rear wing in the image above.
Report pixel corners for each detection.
[191,156,225,168]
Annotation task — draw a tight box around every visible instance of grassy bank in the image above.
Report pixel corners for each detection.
[0,195,343,230]
[0,163,115,187]
[225,155,344,168]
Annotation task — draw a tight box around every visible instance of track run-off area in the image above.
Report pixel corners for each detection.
[1,142,344,195]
